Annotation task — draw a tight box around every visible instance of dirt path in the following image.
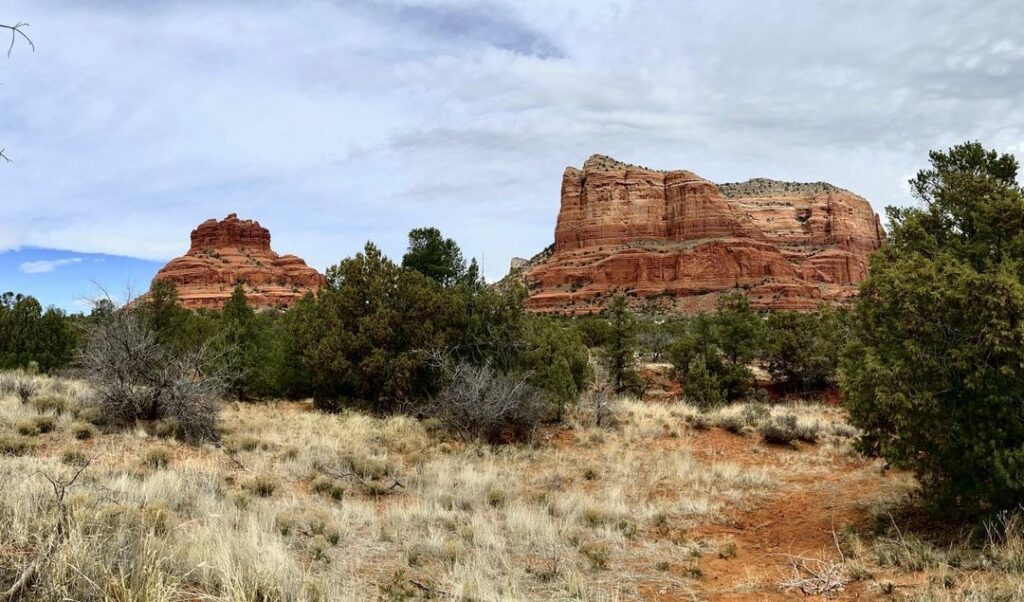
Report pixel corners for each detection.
[684,429,896,601]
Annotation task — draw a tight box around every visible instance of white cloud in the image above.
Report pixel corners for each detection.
[19,257,84,274]
[1,0,1023,281]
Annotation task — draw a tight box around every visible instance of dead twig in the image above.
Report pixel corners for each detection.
[0,22,33,58]
[317,466,404,493]
[1,459,92,602]
[219,444,249,472]
[776,552,849,595]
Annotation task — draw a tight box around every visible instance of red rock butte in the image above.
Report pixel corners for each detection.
[153,214,325,309]
[521,155,884,313]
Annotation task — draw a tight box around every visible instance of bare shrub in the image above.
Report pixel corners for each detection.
[638,330,674,362]
[424,359,546,443]
[589,387,620,428]
[760,413,800,445]
[14,376,38,405]
[760,413,820,446]
[81,307,223,442]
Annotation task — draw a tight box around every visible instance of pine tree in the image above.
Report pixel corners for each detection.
[219,285,261,400]
[603,295,638,393]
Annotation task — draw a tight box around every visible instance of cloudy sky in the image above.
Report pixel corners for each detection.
[2,0,1023,310]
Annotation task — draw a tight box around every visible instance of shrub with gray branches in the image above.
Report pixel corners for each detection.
[81,307,223,442]
[425,359,546,443]
[14,376,38,405]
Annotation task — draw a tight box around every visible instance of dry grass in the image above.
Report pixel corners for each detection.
[0,375,780,601]
[1,372,1019,600]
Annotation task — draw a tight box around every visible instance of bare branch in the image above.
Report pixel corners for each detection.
[0,22,33,58]
[0,149,10,163]
[317,465,405,493]
[1,459,93,602]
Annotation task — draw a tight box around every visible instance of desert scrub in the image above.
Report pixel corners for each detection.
[14,415,55,436]
[71,422,97,440]
[0,372,14,396]
[62,448,89,466]
[579,541,612,570]
[15,420,40,437]
[760,413,820,446]
[14,376,39,404]
[143,447,173,469]
[243,474,278,497]
[31,394,66,416]
[0,433,33,456]
[310,476,346,500]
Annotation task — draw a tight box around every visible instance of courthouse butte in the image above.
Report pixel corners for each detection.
[152,214,324,309]
[519,155,884,313]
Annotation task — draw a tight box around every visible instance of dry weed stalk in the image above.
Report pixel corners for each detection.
[1,459,91,602]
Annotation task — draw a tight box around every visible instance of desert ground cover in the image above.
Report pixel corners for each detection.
[2,372,1022,601]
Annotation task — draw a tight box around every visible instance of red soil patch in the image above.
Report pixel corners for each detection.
[645,427,900,601]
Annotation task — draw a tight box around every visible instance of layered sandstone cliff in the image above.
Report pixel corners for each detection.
[523,155,883,313]
[153,214,325,309]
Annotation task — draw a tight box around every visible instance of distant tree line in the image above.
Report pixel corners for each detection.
[4,228,591,442]
[573,292,850,407]
[0,293,77,373]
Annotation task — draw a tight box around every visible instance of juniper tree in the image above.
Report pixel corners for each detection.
[842,142,1024,516]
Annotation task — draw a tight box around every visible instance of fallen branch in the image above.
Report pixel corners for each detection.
[776,553,848,595]
[317,466,404,493]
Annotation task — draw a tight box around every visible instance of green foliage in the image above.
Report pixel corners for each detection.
[298,242,458,411]
[215,285,269,400]
[139,280,189,346]
[0,292,76,372]
[295,238,589,418]
[763,306,848,391]
[274,293,317,399]
[668,293,760,402]
[601,295,640,394]
[518,317,592,419]
[683,354,725,409]
[573,315,613,348]
[712,292,763,367]
[137,281,219,357]
[401,227,467,287]
[636,320,679,361]
[842,141,1024,515]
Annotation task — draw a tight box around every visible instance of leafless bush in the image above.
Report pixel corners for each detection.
[589,387,620,428]
[638,329,674,362]
[14,376,38,405]
[424,358,545,443]
[81,307,223,442]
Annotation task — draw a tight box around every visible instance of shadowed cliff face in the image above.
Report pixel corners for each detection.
[524,155,883,314]
[153,213,325,309]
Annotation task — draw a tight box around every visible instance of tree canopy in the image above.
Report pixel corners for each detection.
[842,141,1024,515]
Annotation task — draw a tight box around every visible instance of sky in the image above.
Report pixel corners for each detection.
[2,0,1023,312]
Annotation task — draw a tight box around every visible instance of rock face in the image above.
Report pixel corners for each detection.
[153,214,325,309]
[523,155,883,313]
